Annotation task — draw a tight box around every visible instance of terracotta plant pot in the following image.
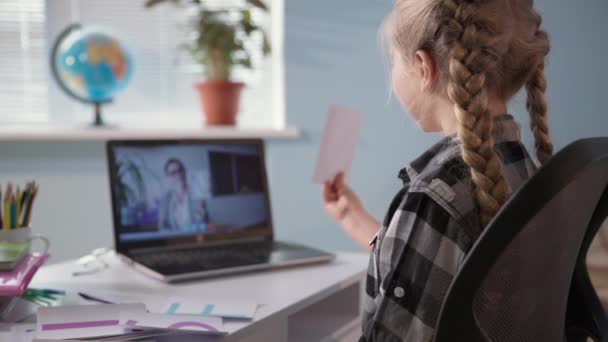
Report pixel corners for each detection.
[194,81,245,126]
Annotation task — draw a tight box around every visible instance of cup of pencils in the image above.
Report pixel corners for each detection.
[0,182,49,254]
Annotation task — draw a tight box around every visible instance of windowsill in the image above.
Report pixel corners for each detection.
[0,124,300,141]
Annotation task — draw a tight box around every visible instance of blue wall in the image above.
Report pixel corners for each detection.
[268,0,436,251]
[0,0,607,262]
[269,0,608,251]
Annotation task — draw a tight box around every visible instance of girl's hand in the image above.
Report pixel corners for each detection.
[322,173,364,224]
[322,173,380,250]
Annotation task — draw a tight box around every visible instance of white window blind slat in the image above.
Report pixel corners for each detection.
[0,0,48,123]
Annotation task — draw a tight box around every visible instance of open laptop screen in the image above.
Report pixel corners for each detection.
[107,140,273,250]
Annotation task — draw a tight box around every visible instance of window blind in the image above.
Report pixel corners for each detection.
[0,0,48,123]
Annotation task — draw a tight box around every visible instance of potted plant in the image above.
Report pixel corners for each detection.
[145,0,271,126]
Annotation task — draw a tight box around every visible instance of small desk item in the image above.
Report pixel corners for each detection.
[75,289,151,305]
[22,290,63,308]
[313,104,362,184]
[0,253,49,297]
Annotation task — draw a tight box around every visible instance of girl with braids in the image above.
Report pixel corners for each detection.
[322,0,552,340]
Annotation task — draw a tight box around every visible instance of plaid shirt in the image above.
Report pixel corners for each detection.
[360,115,538,341]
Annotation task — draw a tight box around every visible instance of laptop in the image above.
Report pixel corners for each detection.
[106,139,334,282]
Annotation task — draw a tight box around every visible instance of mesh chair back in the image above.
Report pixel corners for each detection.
[567,186,608,341]
[472,165,607,341]
[434,138,608,342]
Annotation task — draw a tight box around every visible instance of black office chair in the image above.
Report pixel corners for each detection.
[434,138,608,342]
[567,183,608,341]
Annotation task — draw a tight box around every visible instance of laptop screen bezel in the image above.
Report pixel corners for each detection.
[106,138,274,254]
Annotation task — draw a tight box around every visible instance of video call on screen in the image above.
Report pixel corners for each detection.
[111,144,269,242]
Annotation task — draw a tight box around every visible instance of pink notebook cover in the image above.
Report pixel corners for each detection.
[0,253,49,297]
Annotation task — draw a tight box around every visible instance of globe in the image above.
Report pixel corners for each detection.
[51,24,133,126]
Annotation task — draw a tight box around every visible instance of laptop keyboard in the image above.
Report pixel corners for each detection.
[132,241,275,272]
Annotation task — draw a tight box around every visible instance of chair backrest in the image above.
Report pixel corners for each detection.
[434,138,608,342]
[567,185,608,341]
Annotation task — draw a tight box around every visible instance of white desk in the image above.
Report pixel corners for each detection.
[11,252,368,341]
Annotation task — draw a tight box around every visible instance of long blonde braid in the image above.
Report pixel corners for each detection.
[526,10,553,164]
[439,0,509,225]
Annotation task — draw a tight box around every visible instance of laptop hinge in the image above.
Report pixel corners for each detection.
[128,236,270,255]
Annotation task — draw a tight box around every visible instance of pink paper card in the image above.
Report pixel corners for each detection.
[313,104,362,184]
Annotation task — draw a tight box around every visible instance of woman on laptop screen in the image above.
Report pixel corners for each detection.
[159,158,209,232]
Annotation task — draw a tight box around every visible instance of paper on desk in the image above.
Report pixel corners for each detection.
[2,297,40,323]
[162,297,257,319]
[35,303,146,340]
[76,290,157,305]
[313,104,362,184]
[120,311,225,334]
[1,323,36,342]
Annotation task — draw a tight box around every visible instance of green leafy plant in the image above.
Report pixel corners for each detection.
[145,0,271,81]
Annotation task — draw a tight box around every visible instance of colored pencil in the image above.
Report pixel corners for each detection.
[10,195,16,229]
[5,183,12,229]
[23,184,38,227]
[19,190,30,228]
[2,202,6,230]
[26,292,56,301]
[0,185,3,230]
[15,186,21,228]
[20,185,28,209]
[29,288,65,296]
[5,183,12,203]
[2,184,10,230]
[78,292,115,304]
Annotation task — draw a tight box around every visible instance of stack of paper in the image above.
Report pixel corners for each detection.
[35,304,226,341]
[65,291,260,320]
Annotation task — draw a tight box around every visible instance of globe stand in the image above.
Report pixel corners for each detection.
[88,102,117,128]
[93,102,105,127]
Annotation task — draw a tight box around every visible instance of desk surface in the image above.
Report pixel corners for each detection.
[27,252,368,338]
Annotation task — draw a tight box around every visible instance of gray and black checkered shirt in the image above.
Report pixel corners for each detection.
[360,115,538,341]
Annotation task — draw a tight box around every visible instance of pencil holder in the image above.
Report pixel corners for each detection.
[0,227,50,254]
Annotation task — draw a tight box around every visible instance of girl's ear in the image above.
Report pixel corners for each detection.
[414,49,438,93]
